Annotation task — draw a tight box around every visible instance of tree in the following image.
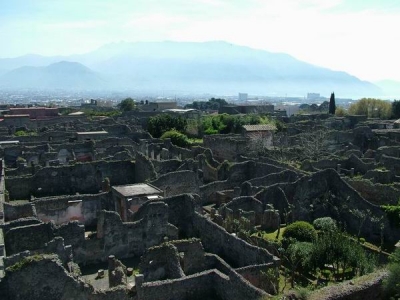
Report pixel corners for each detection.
[348,98,392,119]
[160,130,190,148]
[383,248,400,298]
[282,221,317,243]
[147,114,187,138]
[392,100,400,119]
[118,98,136,111]
[329,92,336,115]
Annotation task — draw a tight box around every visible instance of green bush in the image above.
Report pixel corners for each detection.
[161,130,190,148]
[313,217,337,232]
[283,221,317,243]
[348,98,392,119]
[148,114,187,138]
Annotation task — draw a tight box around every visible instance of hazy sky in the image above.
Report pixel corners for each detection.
[1,0,400,82]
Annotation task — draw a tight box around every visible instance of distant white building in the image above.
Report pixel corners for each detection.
[238,93,248,102]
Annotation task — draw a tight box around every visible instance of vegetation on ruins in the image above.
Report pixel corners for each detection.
[83,109,122,117]
[6,254,46,272]
[348,98,392,119]
[335,106,347,117]
[383,248,400,299]
[160,129,190,148]
[147,114,188,138]
[118,97,136,111]
[381,204,400,228]
[184,97,228,110]
[14,130,37,137]
[392,100,400,119]
[200,113,275,135]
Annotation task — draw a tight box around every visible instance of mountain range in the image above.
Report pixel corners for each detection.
[0,41,390,98]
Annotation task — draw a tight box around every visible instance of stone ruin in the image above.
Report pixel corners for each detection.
[0,111,399,299]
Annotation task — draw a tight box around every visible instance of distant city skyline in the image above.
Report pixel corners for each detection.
[1,0,400,82]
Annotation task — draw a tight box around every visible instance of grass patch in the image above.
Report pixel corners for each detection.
[262,227,286,242]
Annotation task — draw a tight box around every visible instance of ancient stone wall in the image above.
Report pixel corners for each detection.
[247,170,301,188]
[203,134,248,162]
[34,193,106,227]
[345,178,400,205]
[134,152,157,182]
[5,222,55,255]
[0,255,91,300]
[139,243,185,282]
[199,180,234,205]
[151,159,182,175]
[309,270,387,300]
[151,170,200,197]
[96,203,176,260]
[192,212,276,268]
[4,202,36,222]
[6,160,135,200]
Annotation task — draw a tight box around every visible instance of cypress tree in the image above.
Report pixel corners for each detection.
[329,92,336,114]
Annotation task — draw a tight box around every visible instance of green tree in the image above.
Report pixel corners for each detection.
[383,248,400,298]
[348,98,392,119]
[392,100,400,119]
[282,221,317,243]
[329,92,336,114]
[147,114,188,138]
[118,98,136,111]
[280,241,314,288]
[160,130,190,148]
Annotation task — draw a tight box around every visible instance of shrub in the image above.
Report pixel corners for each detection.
[348,98,392,119]
[148,114,187,138]
[335,106,347,117]
[283,221,317,243]
[313,217,337,232]
[383,249,400,299]
[161,130,190,148]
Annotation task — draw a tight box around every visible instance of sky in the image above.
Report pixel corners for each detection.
[1,0,400,82]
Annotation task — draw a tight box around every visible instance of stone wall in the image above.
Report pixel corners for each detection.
[96,202,178,260]
[203,134,248,162]
[4,202,36,222]
[255,168,400,244]
[346,178,400,205]
[5,222,55,256]
[0,254,91,300]
[151,170,200,197]
[137,268,268,300]
[309,270,387,300]
[33,193,106,227]
[6,160,135,200]
[192,212,276,268]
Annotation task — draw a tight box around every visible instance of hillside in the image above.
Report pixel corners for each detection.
[0,41,382,97]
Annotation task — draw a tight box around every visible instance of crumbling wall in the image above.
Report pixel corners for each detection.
[203,134,248,162]
[309,270,387,300]
[4,202,37,222]
[34,193,105,227]
[6,160,135,200]
[135,151,157,182]
[345,178,400,205]
[139,243,185,282]
[96,203,173,260]
[0,254,91,300]
[5,222,54,256]
[151,170,200,197]
[192,212,276,268]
